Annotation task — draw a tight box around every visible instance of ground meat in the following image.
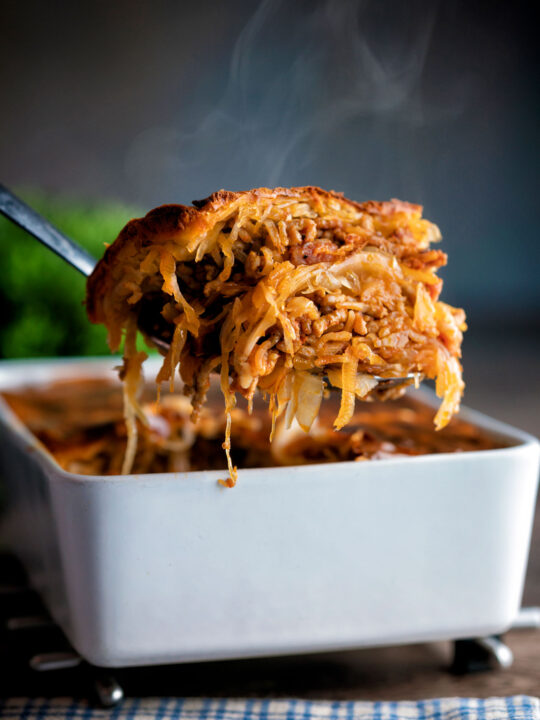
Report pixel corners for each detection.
[402,249,447,270]
[288,239,342,265]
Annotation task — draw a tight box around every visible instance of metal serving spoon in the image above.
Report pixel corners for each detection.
[0,183,415,390]
[0,182,96,276]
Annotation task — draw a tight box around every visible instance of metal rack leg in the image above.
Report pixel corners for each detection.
[451,606,540,674]
[93,673,125,707]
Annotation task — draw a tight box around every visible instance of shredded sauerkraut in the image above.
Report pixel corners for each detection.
[86,187,466,483]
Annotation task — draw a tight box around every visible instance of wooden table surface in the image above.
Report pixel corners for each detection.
[2,329,539,700]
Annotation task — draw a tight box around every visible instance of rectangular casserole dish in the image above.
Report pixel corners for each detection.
[0,357,538,669]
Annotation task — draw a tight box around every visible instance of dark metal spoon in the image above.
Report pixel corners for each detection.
[0,183,97,276]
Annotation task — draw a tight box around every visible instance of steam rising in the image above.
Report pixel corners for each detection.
[126,0,456,204]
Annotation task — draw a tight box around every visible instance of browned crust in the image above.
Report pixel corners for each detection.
[86,186,422,323]
[86,203,197,321]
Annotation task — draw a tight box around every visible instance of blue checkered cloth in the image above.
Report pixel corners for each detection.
[0,698,538,720]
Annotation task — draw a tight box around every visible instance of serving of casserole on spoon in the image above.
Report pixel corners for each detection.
[84,186,466,482]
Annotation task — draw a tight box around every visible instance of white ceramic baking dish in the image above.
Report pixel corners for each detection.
[0,357,538,669]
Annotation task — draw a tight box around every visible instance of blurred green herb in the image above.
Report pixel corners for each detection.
[0,190,140,358]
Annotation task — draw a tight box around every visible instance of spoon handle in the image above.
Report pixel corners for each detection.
[0,183,97,277]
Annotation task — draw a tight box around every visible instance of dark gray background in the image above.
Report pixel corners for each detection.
[1,0,538,328]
